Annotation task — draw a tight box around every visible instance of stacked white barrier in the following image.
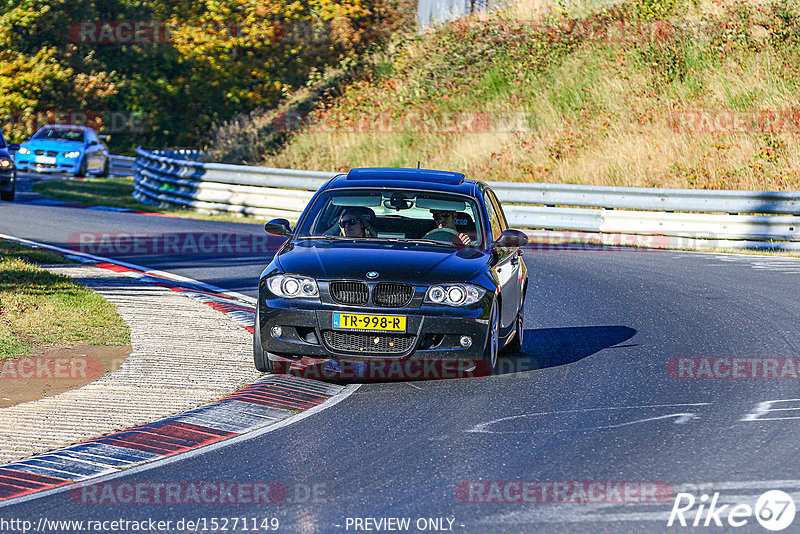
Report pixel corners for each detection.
[132,147,800,249]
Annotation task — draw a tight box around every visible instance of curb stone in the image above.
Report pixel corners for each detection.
[0,263,260,465]
[0,253,347,504]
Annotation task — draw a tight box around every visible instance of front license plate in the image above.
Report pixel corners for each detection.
[34,156,56,164]
[332,312,406,332]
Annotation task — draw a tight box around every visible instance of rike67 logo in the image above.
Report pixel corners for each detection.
[668,490,796,531]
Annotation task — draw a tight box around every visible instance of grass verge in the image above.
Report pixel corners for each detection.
[31,177,264,223]
[0,240,130,361]
[216,0,800,191]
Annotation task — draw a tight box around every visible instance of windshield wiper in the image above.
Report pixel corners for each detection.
[410,239,458,247]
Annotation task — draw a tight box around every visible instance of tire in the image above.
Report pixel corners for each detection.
[75,156,88,178]
[480,299,500,375]
[0,172,14,201]
[253,303,287,374]
[99,157,110,177]
[504,300,524,354]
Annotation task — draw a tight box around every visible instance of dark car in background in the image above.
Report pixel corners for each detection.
[0,131,18,201]
[255,167,529,376]
[14,125,109,177]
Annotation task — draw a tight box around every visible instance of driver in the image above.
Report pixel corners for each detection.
[424,210,471,245]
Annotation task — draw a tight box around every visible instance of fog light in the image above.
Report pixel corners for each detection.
[271,326,282,338]
[460,336,472,348]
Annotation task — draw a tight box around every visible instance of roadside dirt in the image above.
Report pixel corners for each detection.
[0,344,132,408]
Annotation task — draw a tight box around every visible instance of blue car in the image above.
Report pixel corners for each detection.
[15,125,110,177]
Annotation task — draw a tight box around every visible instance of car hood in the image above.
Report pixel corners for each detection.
[22,140,83,152]
[276,239,490,283]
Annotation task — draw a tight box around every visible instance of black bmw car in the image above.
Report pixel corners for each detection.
[255,167,528,377]
[0,131,18,201]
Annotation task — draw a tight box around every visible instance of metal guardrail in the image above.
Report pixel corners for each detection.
[132,147,800,245]
[109,155,136,177]
[418,0,504,30]
[132,148,331,219]
[489,182,800,215]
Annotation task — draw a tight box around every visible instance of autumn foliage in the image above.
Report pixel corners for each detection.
[0,0,409,150]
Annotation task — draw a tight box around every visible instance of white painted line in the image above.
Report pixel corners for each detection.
[567,413,700,431]
[466,403,713,433]
[0,383,361,508]
[674,480,800,491]
[0,232,256,305]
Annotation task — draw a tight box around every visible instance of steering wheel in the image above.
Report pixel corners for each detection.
[423,227,459,242]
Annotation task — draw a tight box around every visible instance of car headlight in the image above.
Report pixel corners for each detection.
[18,147,30,155]
[266,274,319,299]
[0,158,11,168]
[64,151,81,159]
[425,284,484,306]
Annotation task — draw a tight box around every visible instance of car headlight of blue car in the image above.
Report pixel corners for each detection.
[64,151,81,159]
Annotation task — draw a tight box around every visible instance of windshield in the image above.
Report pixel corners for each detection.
[296,189,484,248]
[32,127,85,142]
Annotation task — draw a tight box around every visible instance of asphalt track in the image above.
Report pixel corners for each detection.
[2,174,800,533]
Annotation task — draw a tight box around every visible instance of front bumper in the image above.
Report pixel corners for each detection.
[15,157,81,174]
[259,298,491,364]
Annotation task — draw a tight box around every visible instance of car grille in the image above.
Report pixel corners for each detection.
[323,331,415,354]
[329,281,369,305]
[33,150,58,156]
[373,283,414,307]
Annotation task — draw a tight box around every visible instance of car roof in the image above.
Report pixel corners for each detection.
[37,125,88,132]
[325,167,484,196]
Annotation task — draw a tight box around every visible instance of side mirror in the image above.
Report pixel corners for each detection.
[8,144,19,151]
[493,229,528,250]
[99,135,110,142]
[264,218,292,237]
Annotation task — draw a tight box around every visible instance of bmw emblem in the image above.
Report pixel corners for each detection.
[366,271,379,279]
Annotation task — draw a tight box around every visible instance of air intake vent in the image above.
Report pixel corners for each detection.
[329,281,369,305]
[373,283,414,307]
[323,331,415,354]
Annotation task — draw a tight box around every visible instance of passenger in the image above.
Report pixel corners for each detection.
[426,210,471,245]
[338,208,377,238]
